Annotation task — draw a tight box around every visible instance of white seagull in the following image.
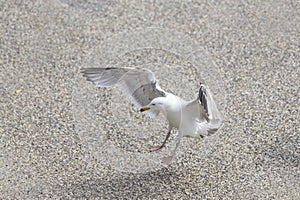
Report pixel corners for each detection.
[81,67,223,164]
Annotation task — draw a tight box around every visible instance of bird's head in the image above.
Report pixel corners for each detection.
[140,97,166,113]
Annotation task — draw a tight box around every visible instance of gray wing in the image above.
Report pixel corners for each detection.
[81,67,166,115]
[186,84,223,135]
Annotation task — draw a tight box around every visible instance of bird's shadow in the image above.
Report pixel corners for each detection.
[57,165,183,198]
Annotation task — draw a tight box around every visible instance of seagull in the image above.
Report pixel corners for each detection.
[81,67,223,164]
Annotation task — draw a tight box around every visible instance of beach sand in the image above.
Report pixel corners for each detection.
[1,0,299,199]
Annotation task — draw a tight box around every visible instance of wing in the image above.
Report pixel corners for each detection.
[81,67,166,116]
[186,84,223,135]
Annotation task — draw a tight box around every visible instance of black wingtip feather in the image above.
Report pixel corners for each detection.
[199,85,209,117]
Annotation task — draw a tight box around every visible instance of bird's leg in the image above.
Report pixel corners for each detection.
[150,125,173,152]
[162,131,183,165]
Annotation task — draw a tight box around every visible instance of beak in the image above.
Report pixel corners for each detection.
[140,106,150,112]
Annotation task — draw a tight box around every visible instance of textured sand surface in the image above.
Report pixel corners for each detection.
[1,0,299,199]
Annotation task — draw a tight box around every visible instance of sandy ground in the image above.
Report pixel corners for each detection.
[1,0,299,199]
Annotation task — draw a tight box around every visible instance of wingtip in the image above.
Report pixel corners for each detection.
[198,84,206,97]
[199,82,207,88]
[80,68,91,75]
[80,68,104,77]
[198,84,209,117]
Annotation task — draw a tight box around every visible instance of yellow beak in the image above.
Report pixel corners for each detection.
[140,106,150,112]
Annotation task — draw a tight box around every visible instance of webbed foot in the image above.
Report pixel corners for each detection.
[150,145,163,152]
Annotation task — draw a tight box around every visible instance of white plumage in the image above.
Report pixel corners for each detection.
[81,67,223,164]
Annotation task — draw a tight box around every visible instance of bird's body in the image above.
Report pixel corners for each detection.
[81,67,223,164]
[155,93,204,137]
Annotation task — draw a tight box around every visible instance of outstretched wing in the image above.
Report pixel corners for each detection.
[186,84,223,135]
[81,67,166,116]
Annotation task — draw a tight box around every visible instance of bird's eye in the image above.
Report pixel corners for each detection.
[151,103,156,106]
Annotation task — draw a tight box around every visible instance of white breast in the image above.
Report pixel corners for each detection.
[163,93,186,129]
[163,93,210,138]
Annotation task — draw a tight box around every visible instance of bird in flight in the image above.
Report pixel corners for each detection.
[81,67,223,164]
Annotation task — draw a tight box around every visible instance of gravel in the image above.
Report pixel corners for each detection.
[1,0,299,199]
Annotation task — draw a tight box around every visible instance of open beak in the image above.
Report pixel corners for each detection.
[140,106,150,112]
